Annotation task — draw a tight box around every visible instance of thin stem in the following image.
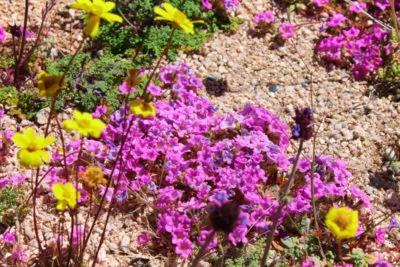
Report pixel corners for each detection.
[390,0,400,40]
[260,140,304,266]
[337,239,344,265]
[32,168,43,254]
[190,231,216,267]
[14,0,29,92]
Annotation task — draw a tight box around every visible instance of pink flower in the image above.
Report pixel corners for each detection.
[302,257,318,267]
[375,228,386,245]
[72,225,85,245]
[0,25,5,42]
[279,23,295,39]
[312,0,329,7]
[228,226,248,246]
[147,82,162,96]
[0,178,9,189]
[202,0,213,10]
[174,238,193,259]
[9,174,26,186]
[349,1,367,13]
[12,244,27,262]
[92,105,107,118]
[197,230,217,251]
[3,231,16,244]
[19,26,35,39]
[253,10,276,24]
[375,0,390,10]
[327,13,347,28]
[118,81,136,95]
[137,232,150,245]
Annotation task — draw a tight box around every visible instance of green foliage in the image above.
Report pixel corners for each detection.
[94,0,227,62]
[0,86,18,106]
[0,187,29,227]
[18,93,49,120]
[47,52,135,112]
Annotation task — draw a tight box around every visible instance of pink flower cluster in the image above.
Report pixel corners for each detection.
[253,10,276,24]
[317,2,393,79]
[43,62,374,259]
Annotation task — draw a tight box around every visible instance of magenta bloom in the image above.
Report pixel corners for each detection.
[312,0,329,7]
[202,0,212,10]
[302,257,318,267]
[327,13,347,28]
[279,23,295,39]
[92,105,107,118]
[118,81,136,95]
[147,82,162,96]
[349,1,367,13]
[0,24,5,42]
[19,26,35,38]
[375,228,386,245]
[375,0,390,10]
[12,244,27,262]
[137,232,150,245]
[72,225,85,245]
[253,10,276,24]
[3,231,16,244]
[174,238,193,259]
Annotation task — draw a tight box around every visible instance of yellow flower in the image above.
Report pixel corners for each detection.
[12,128,55,167]
[325,207,358,240]
[70,0,123,37]
[37,71,65,97]
[52,182,81,210]
[130,99,156,117]
[80,166,107,187]
[63,110,106,138]
[154,3,203,34]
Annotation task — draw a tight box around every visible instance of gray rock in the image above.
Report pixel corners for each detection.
[36,107,51,125]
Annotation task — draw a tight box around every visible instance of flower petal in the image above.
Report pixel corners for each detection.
[84,15,101,37]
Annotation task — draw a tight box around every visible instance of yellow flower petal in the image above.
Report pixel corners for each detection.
[70,0,93,12]
[100,12,123,23]
[56,200,67,211]
[18,149,43,167]
[84,15,101,37]
[12,133,29,148]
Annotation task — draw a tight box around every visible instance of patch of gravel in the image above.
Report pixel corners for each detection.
[0,0,82,55]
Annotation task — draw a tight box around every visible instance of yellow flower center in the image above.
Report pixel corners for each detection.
[334,214,352,230]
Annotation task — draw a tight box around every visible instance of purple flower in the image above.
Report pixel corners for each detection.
[228,226,248,246]
[174,238,193,259]
[137,232,150,245]
[0,25,5,42]
[279,23,295,39]
[375,228,386,245]
[9,174,26,186]
[197,230,217,251]
[292,108,313,141]
[12,244,27,262]
[118,81,136,95]
[343,27,360,38]
[375,258,393,267]
[349,1,367,13]
[72,225,85,245]
[253,10,276,24]
[349,185,373,210]
[19,26,35,38]
[375,0,390,10]
[3,231,16,244]
[302,257,318,267]
[326,13,347,28]
[92,105,107,118]
[312,0,329,7]
[147,82,162,96]
[388,216,399,232]
[202,0,212,10]
[0,178,9,189]
[222,0,239,10]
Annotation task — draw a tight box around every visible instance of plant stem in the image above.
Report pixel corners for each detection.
[260,139,304,267]
[190,231,216,267]
[32,168,43,254]
[14,0,29,92]
[390,0,400,41]
[338,239,344,265]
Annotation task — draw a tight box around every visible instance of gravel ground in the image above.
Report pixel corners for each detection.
[1,0,400,266]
